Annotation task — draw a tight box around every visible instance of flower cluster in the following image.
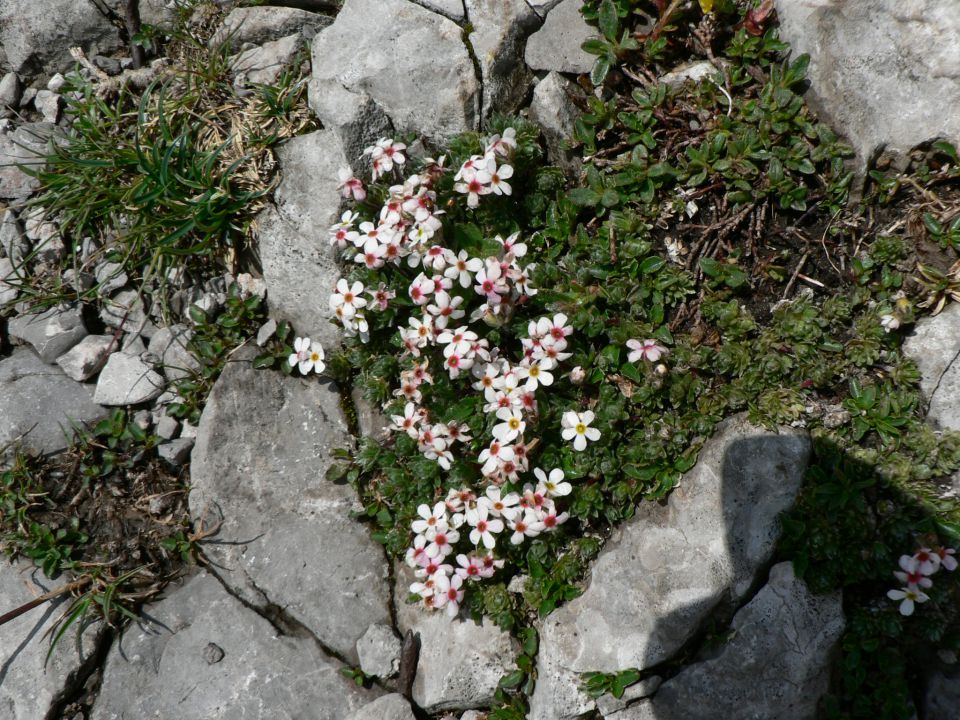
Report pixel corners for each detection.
[453,128,516,207]
[288,336,325,375]
[404,471,570,615]
[886,546,956,615]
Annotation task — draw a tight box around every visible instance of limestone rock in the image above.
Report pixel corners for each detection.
[903,303,960,400]
[34,89,61,124]
[157,437,195,468]
[147,324,200,382]
[94,261,128,296]
[924,667,960,720]
[357,623,402,678]
[465,0,541,120]
[256,205,341,350]
[530,415,811,720]
[211,6,331,48]
[55,334,115,382]
[346,693,417,720]
[660,60,722,88]
[0,560,104,720]
[0,123,57,201]
[395,564,519,712]
[409,0,465,21]
[100,289,152,336]
[618,563,843,720]
[91,571,379,720]
[274,128,351,236]
[0,347,107,455]
[311,0,479,143]
[0,0,122,77]
[0,72,22,118]
[528,71,585,175]
[188,350,391,663]
[525,0,596,75]
[0,256,17,304]
[231,33,304,87]
[775,0,960,170]
[307,82,393,165]
[0,210,29,264]
[8,305,87,363]
[93,352,165,406]
[903,303,960,431]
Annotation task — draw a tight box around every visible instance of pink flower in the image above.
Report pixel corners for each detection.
[336,167,366,201]
[894,554,933,589]
[912,548,941,575]
[409,274,436,305]
[455,553,487,581]
[467,505,504,549]
[438,573,464,617]
[369,283,395,311]
[935,546,958,571]
[627,338,668,363]
[508,510,545,545]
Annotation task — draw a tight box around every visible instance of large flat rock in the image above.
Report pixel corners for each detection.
[256,204,341,350]
[530,415,811,720]
[903,303,960,431]
[310,0,479,143]
[0,0,121,77]
[91,571,380,720]
[524,0,596,75]
[619,563,844,720]
[0,561,103,720]
[0,347,107,456]
[0,124,57,202]
[775,0,960,169]
[188,350,391,663]
[394,565,519,713]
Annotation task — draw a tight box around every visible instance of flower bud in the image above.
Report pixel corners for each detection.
[569,366,586,385]
[655,363,668,376]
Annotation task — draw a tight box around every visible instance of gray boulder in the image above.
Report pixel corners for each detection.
[617,563,844,720]
[0,72,21,118]
[346,693,417,720]
[528,71,585,175]
[311,0,479,143]
[356,623,402,678]
[0,123,57,201]
[409,0,466,22]
[275,128,350,236]
[55,334,116,382]
[307,82,393,165]
[91,571,380,720]
[147,324,200,382]
[0,209,29,264]
[924,666,960,720]
[157,437,195,469]
[0,560,104,720]
[465,0,541,120]
[231,33,304,87]
[525,0,596,75]
[0,348,107,455]
[903,303,960,431]
[0,0,121,77]
[256,206,341,351]
[530,415,811,720]
[8,305,87,363]
[188,350,392,663]
[0,256,17,304]
[93,352,165,406]
[775,0,960,171]
[395,564,519,712]
[211,6,331,48]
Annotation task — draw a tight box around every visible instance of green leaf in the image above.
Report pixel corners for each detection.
[639,256,665,274]
[581,38,609,56]
[591,56,612,87]
[598,0,619,42]
[253,354,276,369]
[568,188,601,206]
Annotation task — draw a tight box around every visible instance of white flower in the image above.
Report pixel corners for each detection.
[409,273,436,305]
[561,410,601,451]
[570,366,586,385]
[444,250,483,289]
[289,337,324,375]
[880,313,900,332]
[485,156,514,196]
[492,407,525,444]
[336,167,366,202]
[288,336,310,373]
[534,467,571,497]
[481,486,520,521]
[508,510,545,545]
[330,279,367,320]
[627,338,668,363]
[391,402,422,438]
[887,586,929,616]
[467,505,504,549]
[516,358,555,392]
[478,440,514,476]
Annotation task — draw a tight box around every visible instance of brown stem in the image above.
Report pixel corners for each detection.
[0,576,92,628]
[124,0,146,70]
